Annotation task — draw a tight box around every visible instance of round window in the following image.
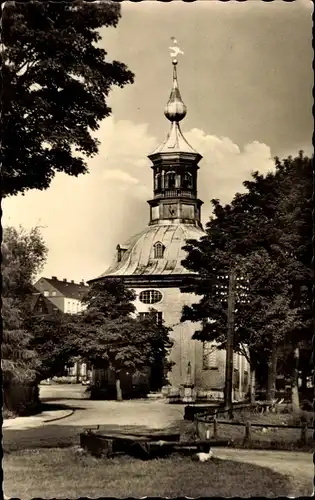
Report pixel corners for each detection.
[139,290,163,304]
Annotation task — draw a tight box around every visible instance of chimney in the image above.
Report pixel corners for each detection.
[80,280,85,285]
[71,280,74,284]
[52,276,57,280]
[63,278,67,282]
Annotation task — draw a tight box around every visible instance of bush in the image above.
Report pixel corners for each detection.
[287,410,313,427]
[300,399,313,412]
[3,381,40,416]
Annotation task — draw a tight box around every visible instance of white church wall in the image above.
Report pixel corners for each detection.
[132,285,239,397]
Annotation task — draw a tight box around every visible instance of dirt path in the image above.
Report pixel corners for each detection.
[214,447,314,497]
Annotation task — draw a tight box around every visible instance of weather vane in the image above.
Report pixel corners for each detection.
[169,37,184,64]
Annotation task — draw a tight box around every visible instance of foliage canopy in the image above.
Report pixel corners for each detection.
[2,0,134,196]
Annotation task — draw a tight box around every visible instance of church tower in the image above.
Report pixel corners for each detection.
[148,60,203,229]
[90,58,250,401]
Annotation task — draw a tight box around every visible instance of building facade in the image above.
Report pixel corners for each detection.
[33,276,88,314]
[90,60,249,400]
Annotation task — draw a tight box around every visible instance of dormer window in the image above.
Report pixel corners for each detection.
[153,241,165,259]
[116,244,127,263]
[117,245,122,262]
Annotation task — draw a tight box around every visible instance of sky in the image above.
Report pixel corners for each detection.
[3,0,313,283]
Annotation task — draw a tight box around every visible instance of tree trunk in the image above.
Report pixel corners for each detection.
[76,361,80,384]
[300,363,308,399]
[224,271,236,418]
[266,344,277,401]
[249,368,256,404]
[300,372,307,394]
[115,373,123,401]
[291,346,300,411]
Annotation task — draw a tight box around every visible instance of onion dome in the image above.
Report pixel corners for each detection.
[164,60,187,122]
[150,60,200,157]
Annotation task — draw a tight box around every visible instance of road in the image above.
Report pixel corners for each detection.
[39,383,185,427]
[3,384,185,451]
[215,447,314,497]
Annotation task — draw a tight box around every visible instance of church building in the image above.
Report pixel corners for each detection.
[91,59,249,401]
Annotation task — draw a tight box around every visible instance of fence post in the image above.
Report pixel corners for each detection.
[300,422,307,445]
[244,422,251,444]
[195,418,200,439]
[213,416,218,439]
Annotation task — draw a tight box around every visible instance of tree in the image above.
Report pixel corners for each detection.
[2,0,134,197]
[2,226,47,299]
[2,226,47,414]
[274,152,313,409]
[27,311,78,383]
[73,279,173,400]
[81,278,136,320]
[181,152,312,405]
[2,298,39,400]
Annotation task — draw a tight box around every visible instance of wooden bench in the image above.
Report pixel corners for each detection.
[80,430,229,460]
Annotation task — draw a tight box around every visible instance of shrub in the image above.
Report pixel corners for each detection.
[287,410,313,427]
[300,399,313,412]
[3,381,40,416]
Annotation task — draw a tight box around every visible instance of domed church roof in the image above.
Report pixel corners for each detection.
[95,222,205,281]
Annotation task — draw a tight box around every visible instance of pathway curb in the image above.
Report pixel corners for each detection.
[3,408,75,429]
[43,408,74,423]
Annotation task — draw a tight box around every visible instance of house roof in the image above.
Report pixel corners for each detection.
[35,277,89,300]
[30,292,59,315]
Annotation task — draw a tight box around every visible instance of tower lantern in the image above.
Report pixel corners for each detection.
[147,59,203,228]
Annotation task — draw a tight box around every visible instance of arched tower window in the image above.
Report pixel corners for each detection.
[175,174,181,188]
[154,173,162,191]
[153,241,165,259]
[165,171,176,189]
[182,172,193,189]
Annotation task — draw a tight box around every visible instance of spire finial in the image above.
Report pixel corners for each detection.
[169,37,184,63]
[165,39,186,122]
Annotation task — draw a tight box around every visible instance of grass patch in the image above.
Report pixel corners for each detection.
[218,408,313,426]
[3,446,290,498]
[3,423,180,453]
[211,422,313,450]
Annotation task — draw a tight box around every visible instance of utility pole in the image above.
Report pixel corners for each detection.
[224,270,236,417]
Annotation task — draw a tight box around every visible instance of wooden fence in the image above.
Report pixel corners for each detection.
[194,404,311,446]
[195,415,310,445]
